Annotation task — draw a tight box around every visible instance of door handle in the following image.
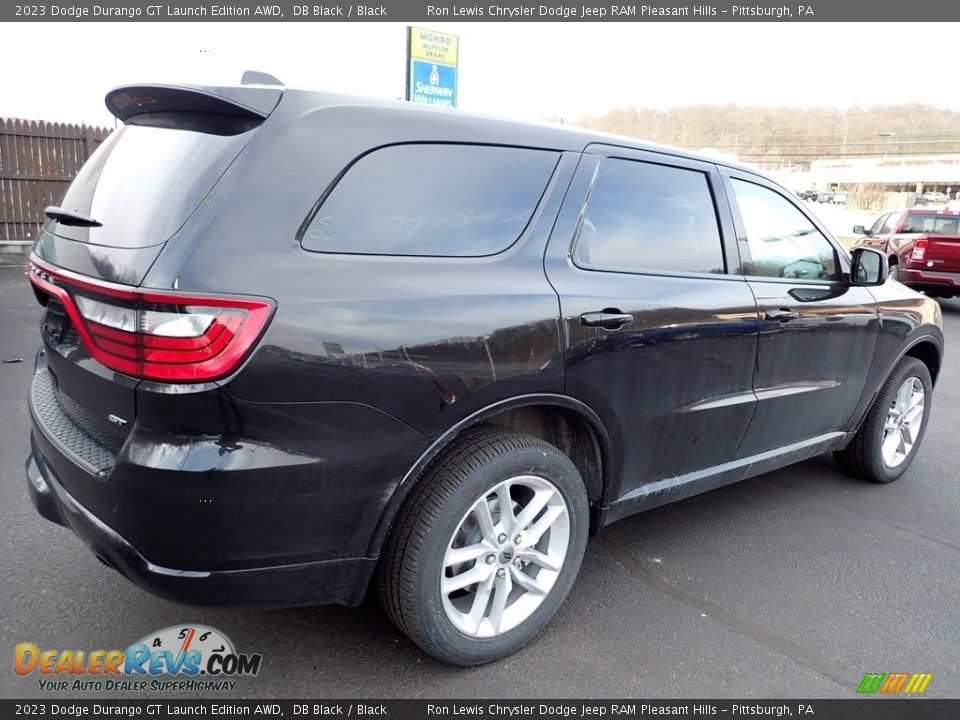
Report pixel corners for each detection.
[765,308,800,322]
[580,311,634,330]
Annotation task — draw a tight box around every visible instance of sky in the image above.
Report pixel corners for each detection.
[2,22,958,128]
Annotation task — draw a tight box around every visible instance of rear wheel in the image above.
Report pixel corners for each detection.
[835,357,932,482]
[888,262,899,282]
[377,426,589,665]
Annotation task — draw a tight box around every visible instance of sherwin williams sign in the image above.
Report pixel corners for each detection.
[406,26,458,108]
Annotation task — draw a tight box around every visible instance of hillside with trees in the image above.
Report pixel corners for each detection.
[572,104,960,168]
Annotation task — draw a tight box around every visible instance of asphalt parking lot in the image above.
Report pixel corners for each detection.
[1,264,958,699]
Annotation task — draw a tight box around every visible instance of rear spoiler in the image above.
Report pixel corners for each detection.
[105,83,283,123]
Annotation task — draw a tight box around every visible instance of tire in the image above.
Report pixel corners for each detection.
[834,357,932,482]
[376,426,589,665]
[888,262,899,282]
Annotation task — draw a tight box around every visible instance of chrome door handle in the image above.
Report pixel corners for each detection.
[580,311,634,330]
[765,308,800,322]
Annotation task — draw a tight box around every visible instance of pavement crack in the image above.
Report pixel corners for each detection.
[762,476,960,556]
[599,536,853,691]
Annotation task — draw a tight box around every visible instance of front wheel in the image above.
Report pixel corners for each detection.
[377,427,589,665]
[835,357,932,482]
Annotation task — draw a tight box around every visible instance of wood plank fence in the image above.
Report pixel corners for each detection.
[0,118,112,242]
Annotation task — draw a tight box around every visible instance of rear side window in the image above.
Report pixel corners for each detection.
[573,158,725,275]
[301,144,559,256]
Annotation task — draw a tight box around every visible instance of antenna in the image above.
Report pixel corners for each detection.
[240,71,284,86]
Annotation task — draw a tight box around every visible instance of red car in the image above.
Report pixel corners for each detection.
[853,208,960,298]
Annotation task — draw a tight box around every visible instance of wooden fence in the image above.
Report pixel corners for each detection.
[0,118,112,242]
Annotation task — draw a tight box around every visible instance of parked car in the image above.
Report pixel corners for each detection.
[25,79,944,666]
[914,191,948,206]
[799,189,819,201]
[831,191,848,205]
[816,191,835,203]
[852,208,960,297]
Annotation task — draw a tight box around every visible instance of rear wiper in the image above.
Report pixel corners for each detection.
[44,206,102,228]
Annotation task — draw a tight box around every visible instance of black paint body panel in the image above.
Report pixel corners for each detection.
[24,84,944,608]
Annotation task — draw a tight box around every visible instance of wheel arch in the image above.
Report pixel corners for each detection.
[366,394,615,558]
[903,336,942,384]
[848,331,943,439]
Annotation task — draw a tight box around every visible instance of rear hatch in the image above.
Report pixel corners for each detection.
[30,82,281,472]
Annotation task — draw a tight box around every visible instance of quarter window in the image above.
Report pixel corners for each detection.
[574,159,725,275]
[301,144,559,256]
[730,179,840,282]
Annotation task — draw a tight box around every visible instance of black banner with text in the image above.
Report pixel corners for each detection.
[2,700,959,720]
[3,0,957,23]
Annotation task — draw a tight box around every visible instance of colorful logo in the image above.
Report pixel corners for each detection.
[857,672,932,695]
[14,625,262,692]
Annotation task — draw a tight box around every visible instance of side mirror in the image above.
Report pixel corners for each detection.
[852,225,866,235]
[849,247,887,286]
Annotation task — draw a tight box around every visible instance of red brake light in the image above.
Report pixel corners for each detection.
[28,260,274,382]
[911,238,928,262]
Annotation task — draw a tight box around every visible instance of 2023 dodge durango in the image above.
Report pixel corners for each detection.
[25,80,943,665]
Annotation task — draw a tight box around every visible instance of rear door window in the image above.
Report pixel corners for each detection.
[573,158,725,275]
[301,144,559,257]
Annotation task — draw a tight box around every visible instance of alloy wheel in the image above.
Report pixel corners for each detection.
[881,376,925,468]
[440,475,570,638]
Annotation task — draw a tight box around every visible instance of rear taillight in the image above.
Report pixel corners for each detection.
[911,238,928,262]
[29,261,273,382]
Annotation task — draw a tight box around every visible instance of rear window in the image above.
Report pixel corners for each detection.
[50,122,255,248]
[301,144,559,256]
[901,213,959,235]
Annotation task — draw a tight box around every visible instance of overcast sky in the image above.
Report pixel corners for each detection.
[3,22,957,128]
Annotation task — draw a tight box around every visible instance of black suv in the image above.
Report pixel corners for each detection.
[26,81,943,666]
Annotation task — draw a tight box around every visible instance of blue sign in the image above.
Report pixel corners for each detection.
[408,59,457,108]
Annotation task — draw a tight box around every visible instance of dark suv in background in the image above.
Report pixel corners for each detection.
[25,80,943,665]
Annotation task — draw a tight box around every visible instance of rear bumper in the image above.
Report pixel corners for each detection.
[25,351,429,608]
[26,449,376,608]
[899,268,960,294]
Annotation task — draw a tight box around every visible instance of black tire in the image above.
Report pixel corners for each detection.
[376,426,589,665]
[834,357,932,482]
[888,262,899,282]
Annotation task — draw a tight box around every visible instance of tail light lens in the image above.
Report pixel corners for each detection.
[911,238,928,262]
[29,261,274,382]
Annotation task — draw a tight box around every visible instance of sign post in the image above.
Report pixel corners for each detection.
[406,26,459,108]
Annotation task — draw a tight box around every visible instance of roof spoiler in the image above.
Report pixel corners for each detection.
[105,83,283,123]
